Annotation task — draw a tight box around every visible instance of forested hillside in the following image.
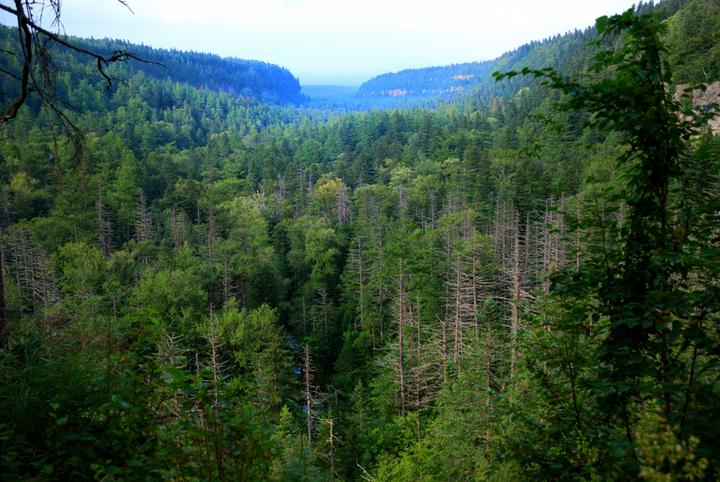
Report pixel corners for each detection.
[357,61,496,101]
[353,0,697,110]
[1,1,719,480]
[0,26,305,107]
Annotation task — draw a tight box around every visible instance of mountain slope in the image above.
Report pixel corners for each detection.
[353,0,696,109]
[0,26,304,106]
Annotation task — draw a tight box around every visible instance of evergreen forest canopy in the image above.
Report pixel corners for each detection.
[0,26,305,111]
[1,0,720,480]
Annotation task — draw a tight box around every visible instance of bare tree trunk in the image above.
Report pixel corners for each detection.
[379,284,385,339]
[328,418,335,480]
[13,236,23,319]
[398,260,407,417]
[376,208,386,339]
[485,315,494,441]
[511,220,520,378]
[416,293,422,440]
[302,345,314,445]
[337,182,350,226]
[543,198,552,295]
[317,288,331,346]
[472,235,479,338]
[21,231,37,314]
[525,213,531,286]
[454,253,462,377]
[172,209,183,251]
[557,193,565,267]
[348,236,367,334]
[358,239,364,333]
[0,228,6,350]
[443,226,451,383]
[222,250,231,305]
[0,190,9,348]
[577,194,582,270]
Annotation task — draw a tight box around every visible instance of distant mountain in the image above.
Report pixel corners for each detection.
[0,26,305,106]
[357,61,495,100]
[354,0,695,109]
[354,29,605,109]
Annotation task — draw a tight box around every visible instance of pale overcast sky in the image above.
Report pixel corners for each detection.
[1,0,642,85]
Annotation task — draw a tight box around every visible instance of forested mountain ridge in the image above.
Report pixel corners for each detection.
[358,61,495,98]
[0,0,719,480]
[354,24,596,108]
[0,25,305,106]
[354,0,702,110]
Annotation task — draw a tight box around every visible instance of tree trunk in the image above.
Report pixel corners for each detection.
[0,228,6,350]
[398,260,407,417]
[303,345,313,445]
[511,220,520,378]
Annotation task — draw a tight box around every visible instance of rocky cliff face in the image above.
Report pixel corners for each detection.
[675,81,720,133]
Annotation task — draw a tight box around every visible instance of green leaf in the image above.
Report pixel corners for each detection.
[596,16,609,34]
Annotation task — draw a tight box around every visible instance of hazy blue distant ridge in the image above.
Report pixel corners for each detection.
[357,60,495,99]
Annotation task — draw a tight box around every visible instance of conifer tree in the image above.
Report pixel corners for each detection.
[497,10,720,479]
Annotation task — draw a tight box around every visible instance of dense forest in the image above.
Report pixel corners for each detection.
[1,0,720,480]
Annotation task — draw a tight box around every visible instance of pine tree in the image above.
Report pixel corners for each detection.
[497,10,720,479]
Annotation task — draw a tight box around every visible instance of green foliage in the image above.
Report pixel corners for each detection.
[130,260,208,331]
[666,0,720,84]
[497,9,720,480]
[0,327,282,481]
[218,303,295,410]
[0,25,304,108]
[0,2,718,479]
[54,241,107,316]
[8,171,44,220]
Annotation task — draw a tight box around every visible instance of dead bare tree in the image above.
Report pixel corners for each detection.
[395,258,408,417]
[0,221,6,348]
[336,181,350,226]
[4,225,59,319]
[510,221,520,377]
[169,208,188,251]
[317,414,342,480]
[345,236,371,337]
[370,203,388,339]
[0,1,153,349]
[301,345,318,446]
[538,197,570,294]
[315,287,332,346]
[134,188,152,244]
[96,187,113,257]
[275,173,286,220]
